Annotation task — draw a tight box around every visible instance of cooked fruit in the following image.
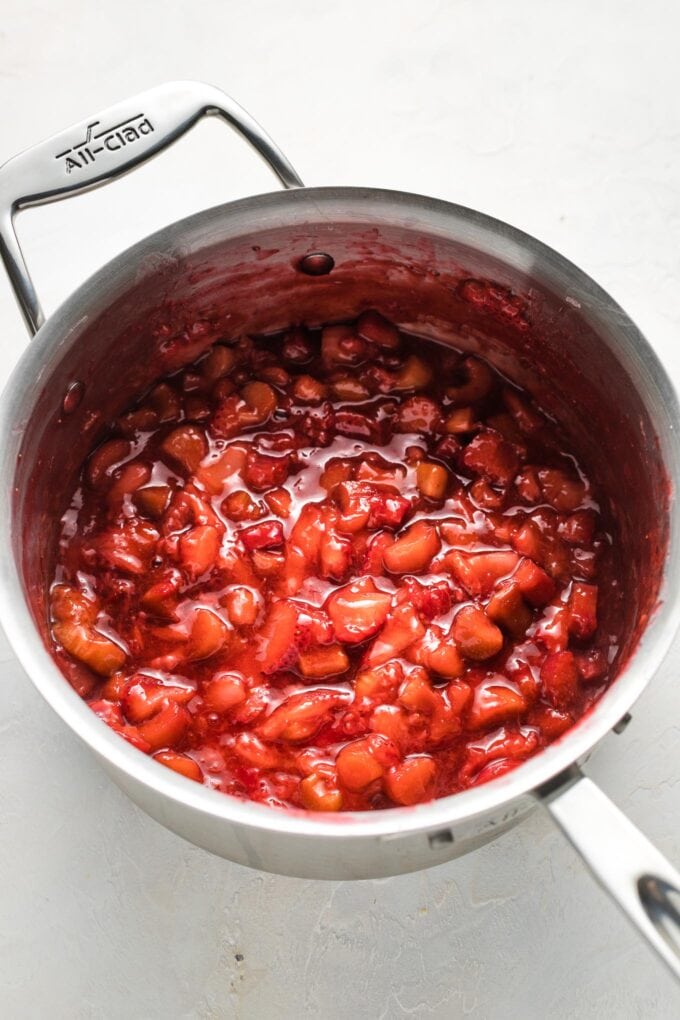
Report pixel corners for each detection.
[49,310,615,812]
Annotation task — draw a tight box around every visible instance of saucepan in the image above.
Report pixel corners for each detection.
[0,81,679,979]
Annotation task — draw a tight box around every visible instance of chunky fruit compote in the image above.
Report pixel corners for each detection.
[50,310,616,811]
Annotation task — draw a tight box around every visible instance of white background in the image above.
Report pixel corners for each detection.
[1,1,679,1016]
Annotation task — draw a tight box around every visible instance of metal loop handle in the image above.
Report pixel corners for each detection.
[541,769,680,981]
[0,80,304,335]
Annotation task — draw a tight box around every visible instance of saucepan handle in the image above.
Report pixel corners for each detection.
[0,80,304,335]
[540,768,680,982]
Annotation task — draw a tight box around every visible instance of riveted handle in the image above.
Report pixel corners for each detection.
[0,80,304,334]
[541,769,680,982]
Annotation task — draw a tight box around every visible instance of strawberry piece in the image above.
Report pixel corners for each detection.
[513,558,556,606]
[354,661,404,704]
[452,605,503,661]
[397,668,442,714]
[406,625,464,679]
[356,310,400,349]
[282,327,314,363]
[486,582,533,638]
[88,698,124,728]
[462,429,519,486]
[293,604,334,648]
[538,468,586,512]
[574,648,608,684]
[395,396,442,434]
[528,705,573,741]
[256,600,299,672]
[559,509,597,546]
[222,490,264,522]
[321,325,367,366]
[384,756,436,805]
[319,529,353,581]
[240,520,284,552]
[200,673,245,714]
[466,676,527,729]
[362,531,395,574]
[242,449,292,492]
[233,733,290,770]
[400,578,453,621]
[364,603,426,667]
[541,651,580,709]
[447,680,473,717]
[223,586,260,627]
[179,524,220,578]
[460,726,539,785]
[253,553,284,584]
[533,598,571,653]
[569,582,598,639]
[446,550,519,596]
[89,700,150,752]
[320,458,354,492]
[295,402,336,445]
[335,480,410,531]
[514,467,542,504]
[326,577,391,644]
[469,479,506,510]
[257,689,350,742]
[433,435,462,464]
[383,521,440,574]
[292,374,328,403]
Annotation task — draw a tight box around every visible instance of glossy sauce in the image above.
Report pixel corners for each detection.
[49,312,618,811]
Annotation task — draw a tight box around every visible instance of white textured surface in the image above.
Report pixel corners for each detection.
[1,1,679,1016]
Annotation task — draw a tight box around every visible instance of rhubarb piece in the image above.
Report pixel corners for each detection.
[383,521,440,574]
[384,756,436,805]
[161,425,208,474]
[326,577,391,644]
[416,461,449,500]
[452,605,503,661]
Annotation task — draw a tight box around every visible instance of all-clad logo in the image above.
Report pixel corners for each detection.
[55,113,155,173]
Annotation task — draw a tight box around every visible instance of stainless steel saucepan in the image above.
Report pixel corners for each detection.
[0,81,678,979]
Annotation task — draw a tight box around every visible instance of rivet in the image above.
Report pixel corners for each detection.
[298,252,335,276]
[428,829,454,848]
[62,381,84,415]
[613,712,632,735]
